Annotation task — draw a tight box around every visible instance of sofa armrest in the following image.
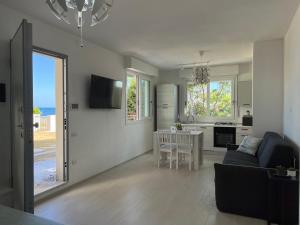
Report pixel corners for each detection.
[214,163,272,219]
[226,144,239,151]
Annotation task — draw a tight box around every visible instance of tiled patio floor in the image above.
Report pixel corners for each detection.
[34,132,63,195]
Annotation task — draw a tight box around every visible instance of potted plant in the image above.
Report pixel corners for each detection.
[175,123,182,130]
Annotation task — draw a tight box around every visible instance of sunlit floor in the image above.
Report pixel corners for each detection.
[34,132,62,195]
[35,151,265,225]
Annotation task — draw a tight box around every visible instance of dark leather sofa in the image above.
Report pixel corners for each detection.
[214,132,298,221]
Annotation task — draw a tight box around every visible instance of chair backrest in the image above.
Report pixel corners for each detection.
[176,131,192,149]
[183,126,197,132]
[170,126,177,133]
[157,130,173,146]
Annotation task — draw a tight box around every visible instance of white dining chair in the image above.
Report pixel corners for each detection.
[157,130,176,169]
[176,131,193,171]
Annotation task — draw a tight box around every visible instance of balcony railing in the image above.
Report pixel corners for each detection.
[33,114,56,132]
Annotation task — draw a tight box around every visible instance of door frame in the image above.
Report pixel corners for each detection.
[32,46,69,184]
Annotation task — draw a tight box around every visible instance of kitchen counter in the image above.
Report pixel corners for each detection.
[181,123,252,128]
[180,123,253,150]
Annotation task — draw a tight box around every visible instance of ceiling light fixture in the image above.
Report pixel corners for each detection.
[179,50,210,85]
[192,51,210,85]
[46,0,113,47]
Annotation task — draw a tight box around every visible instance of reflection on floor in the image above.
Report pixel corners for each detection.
[34,132,62,195]
[35,151,265,225]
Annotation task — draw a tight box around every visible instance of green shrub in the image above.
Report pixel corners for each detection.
[33,107,41,115]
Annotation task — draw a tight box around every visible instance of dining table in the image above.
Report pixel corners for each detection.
[153,130,204,170]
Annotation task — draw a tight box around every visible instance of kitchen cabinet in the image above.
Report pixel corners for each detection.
[182,125,213,151]
[182,124,253,150]
[199,126,214,151]
[238,80,252,107]
[236,127,253,145]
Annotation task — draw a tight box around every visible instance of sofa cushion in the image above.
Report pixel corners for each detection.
[223,151,259,167]
[256,132,282,158]
[237,136,262,156]
[258,136,294,168]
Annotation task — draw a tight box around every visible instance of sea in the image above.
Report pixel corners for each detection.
[40,107,56,116]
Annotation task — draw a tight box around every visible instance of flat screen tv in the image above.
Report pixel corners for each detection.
[89,74,123,109]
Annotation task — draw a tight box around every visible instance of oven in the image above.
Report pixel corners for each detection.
[214,127,236,148]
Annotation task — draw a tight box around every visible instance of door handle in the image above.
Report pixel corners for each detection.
[33,122,39,128]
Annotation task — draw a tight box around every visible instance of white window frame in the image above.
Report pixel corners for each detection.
[139,76,151,120]
[185,76,236,122]
[126,70,152,124]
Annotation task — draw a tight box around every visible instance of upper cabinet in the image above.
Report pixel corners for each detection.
[238,80,252,107]
[237,62,252,108]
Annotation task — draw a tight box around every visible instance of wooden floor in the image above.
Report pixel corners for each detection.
[35,151,265,225]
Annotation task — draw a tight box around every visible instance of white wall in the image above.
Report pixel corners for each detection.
[284,5,300,219]
[0,4,156,194]
[252,39,284,137]
[284,6,300,150]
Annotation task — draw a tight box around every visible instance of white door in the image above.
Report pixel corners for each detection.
[10,19,34,213]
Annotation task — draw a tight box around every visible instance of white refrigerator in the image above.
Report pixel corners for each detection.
[156,84,178,130]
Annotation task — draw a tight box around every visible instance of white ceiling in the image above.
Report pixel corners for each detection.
[1,0,299,69]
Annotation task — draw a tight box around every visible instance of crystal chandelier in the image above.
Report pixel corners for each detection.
[192,51,210,85]
[46,0,113,47]
[193,64,210,85]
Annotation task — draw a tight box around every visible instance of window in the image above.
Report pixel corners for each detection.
[126,72,151,121]
[140,79,150,119]
[186,79,234,119]
[127,74,138,121]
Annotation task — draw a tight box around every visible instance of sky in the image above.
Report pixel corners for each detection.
[33,52,56,108]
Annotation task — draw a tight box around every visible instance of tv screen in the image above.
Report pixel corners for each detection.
[89,75,123,109]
